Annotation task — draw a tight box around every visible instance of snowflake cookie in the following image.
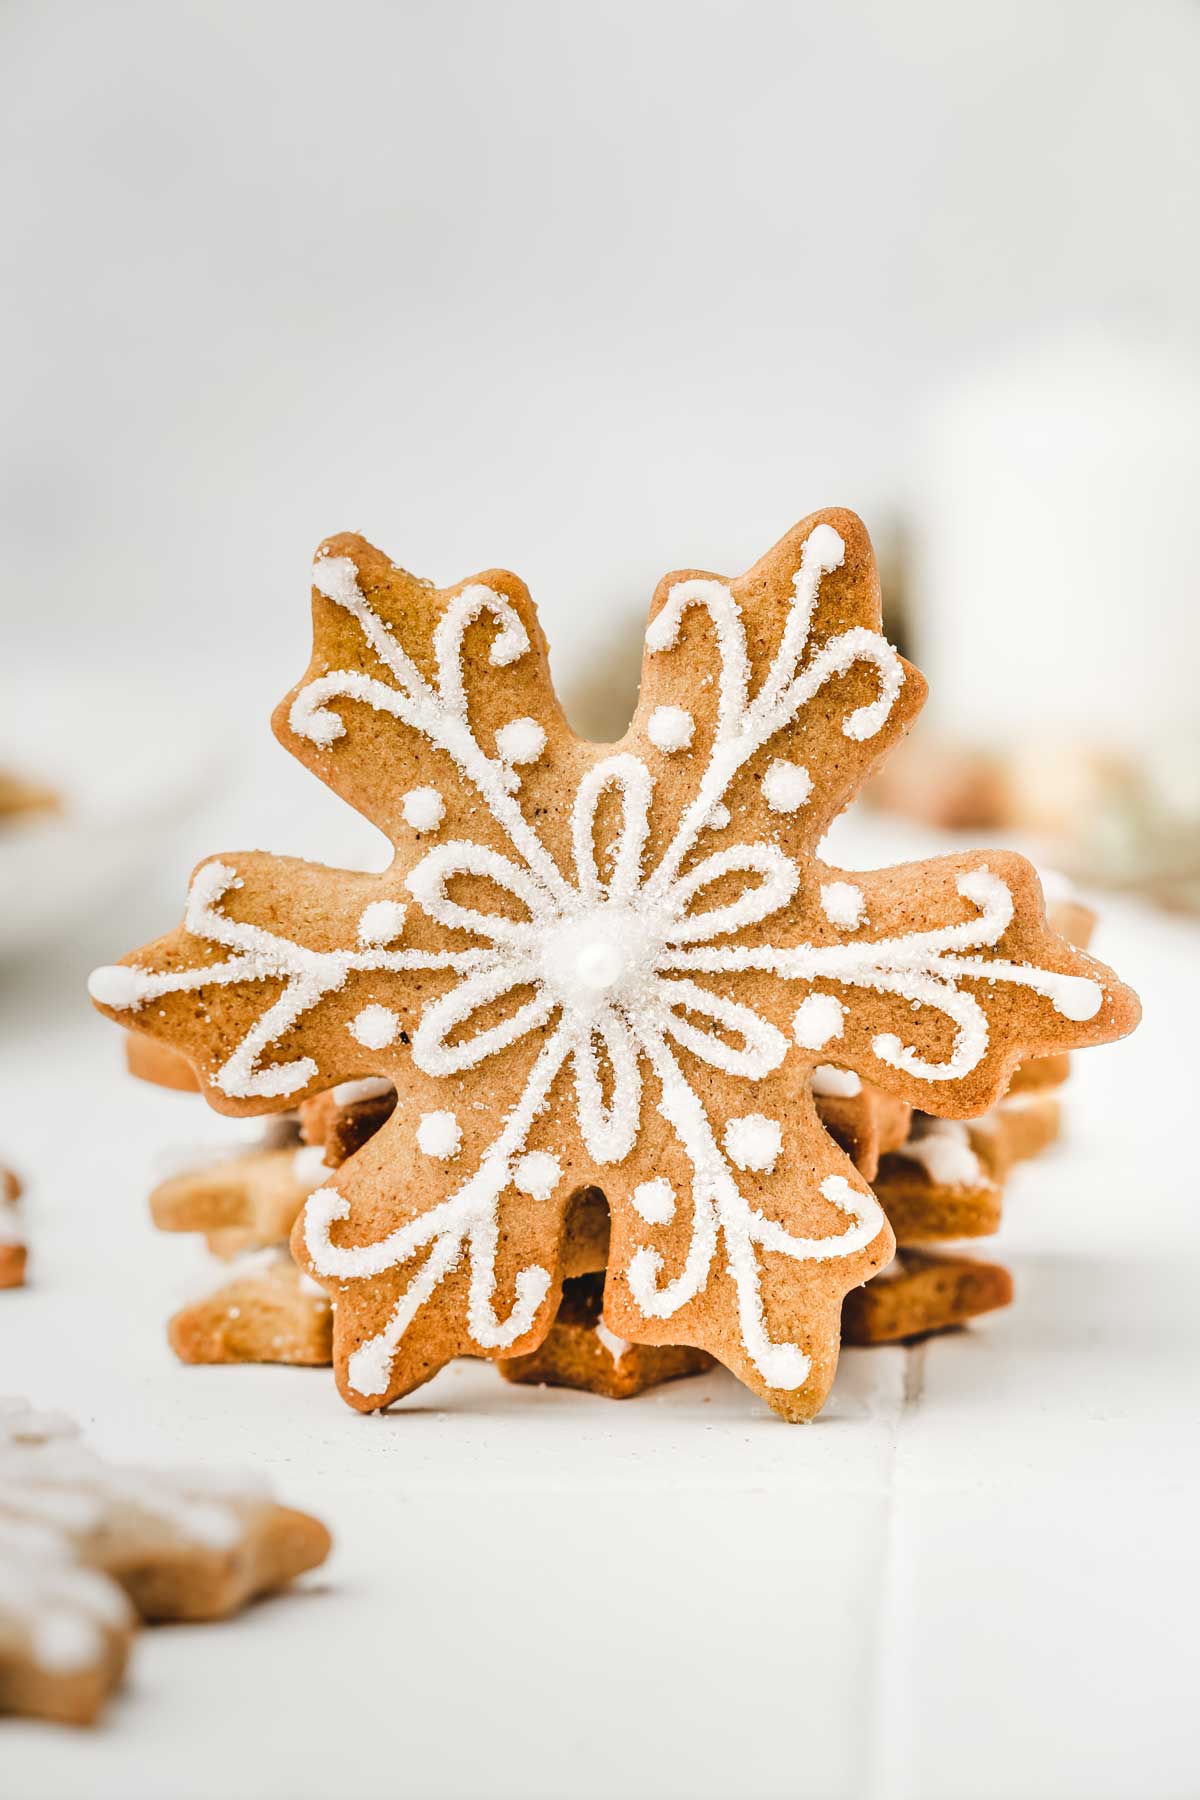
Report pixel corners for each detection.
[89,510,1139,1421]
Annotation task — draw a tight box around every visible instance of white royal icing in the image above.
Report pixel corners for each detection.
[811,1065,862,1098]
[593,1319,630,1367]
[820,881,865,928]
[792,992,846,1050]
[348,1004,401,1050]
[724,1114,783,1173]
[631,1178,676,1225]
[357,901,407,946]
[416,1111,461,1160]
[647,705,694,751]
[895,1117,985,1188]
[496,717,546,765]
[402,788,445,831]
[91,529,1105,1396]
[763,759,813,813]
[513,1152,561,1201]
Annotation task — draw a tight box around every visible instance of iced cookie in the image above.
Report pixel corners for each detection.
[499,1273,714,1399]
[169,1250,333,1366]
[0,1408,330,1622]
[89,511,1140,1421]
[842,1250,1013,1344]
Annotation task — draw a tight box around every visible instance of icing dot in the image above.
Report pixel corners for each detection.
[811,1065,862,1097]
[793,993,846,1050]
[349,1005,400,1050]
[87,965,142,1009]
[820,881,865,928]
[804,522,846,572]
[357,900,407,947]
[416,1110,461,1159]
[495,717,546,765]
[631,1178,675,1225]
[648,705,694,752]
[724,1114,782,1173]
[762,759,813,813]
[707,802,731,829]
[1055,976,1103,1022]
[512,1151,561,1201]
[402,788,445,831]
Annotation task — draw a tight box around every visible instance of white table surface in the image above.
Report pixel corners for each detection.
[1,810,1196,1800]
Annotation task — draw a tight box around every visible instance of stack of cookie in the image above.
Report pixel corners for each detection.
[89,509,1138,1424]
[129,892,1086,1402]
[0,1399,329,1724]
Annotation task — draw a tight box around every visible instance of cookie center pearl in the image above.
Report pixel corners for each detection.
[540,905,659,1018]
[575,939,625,992]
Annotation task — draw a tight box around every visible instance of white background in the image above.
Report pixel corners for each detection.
[2,5,1199,1796]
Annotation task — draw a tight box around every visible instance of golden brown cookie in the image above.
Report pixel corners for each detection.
[125,1030,203,1092]
[168,1250,333,1366]
[149,1144,330,1247]
[0,1404,331,1623]
[0,1166,26,1290]
[0,1541,134,1725]
[812,1071,912,1181]
[873,1117,1004,1244]
[499,1273,714,1399]
[842,1249,1013,1344]
[89,510,1139,1422]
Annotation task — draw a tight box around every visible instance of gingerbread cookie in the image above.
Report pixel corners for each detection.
[0,1535,135,1725]
[0,1404,331,1621]
[169,1249,333,1366]
[125,1030,202,1092]
[89,511,1139,1421]
[499,1273,714,1399]
[842,1249,1013,1344]
[0,1166,26,1290]
[150,1143,330,1250]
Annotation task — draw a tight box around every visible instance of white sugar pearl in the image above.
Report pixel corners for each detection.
[631,1178,675,1225]
[762,759,813,813]
[348,1005,400,1050]
[416,1110,461,1159]
[793,993,846,1050]
[647,705,694,752]
[820,881,865,928]
[512,1151,561,1201]
[402,788,445,831]
[495,717,546,765]
[810,1065,861,1097]
[357,900,407,946]
[87,965,143,1009]
[707,802,731,829]
[724,1114,782,1173]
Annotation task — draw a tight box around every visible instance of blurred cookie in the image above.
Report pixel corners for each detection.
[0,1405,331,1623]
[0,1167,26,1290]
[168,1250,333,1366]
